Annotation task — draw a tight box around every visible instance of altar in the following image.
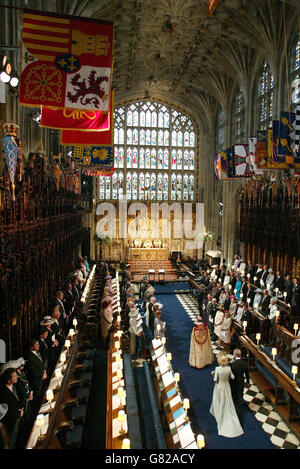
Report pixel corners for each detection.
[129,248,168,261]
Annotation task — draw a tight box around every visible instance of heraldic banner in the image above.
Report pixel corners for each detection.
[71,145,113,174]
[40,106,110,131]
[19,10,113,112]
[60,102,113,145]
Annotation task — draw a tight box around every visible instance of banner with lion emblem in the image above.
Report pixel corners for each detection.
[19,10,113,112]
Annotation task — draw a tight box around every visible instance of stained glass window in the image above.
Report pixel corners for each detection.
[232,89,245,144]
[102,101,196,200]
[257,60,274,130]
[217,110,225,150]
[290,39,300,109]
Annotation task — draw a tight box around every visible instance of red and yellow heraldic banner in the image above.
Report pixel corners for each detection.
[40,106,110,131]
[60,109,112,145]
[209,0,222,15]
[19,10,113,112]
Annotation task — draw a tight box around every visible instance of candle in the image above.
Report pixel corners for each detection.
[247,274,250,278]
[36,414,45,438]
[115,341,120,351]
[275,311,280,321]
[234,289,237,294]
[256,333,261,345]
[46,389,54,408]
[65,339,70,350]
[243,321,247,332]
[218,278,221,283]
[183,398,190,410]
[118,387,124,408]
[197,434,205,449]
[247,298,251,304]
[294,323,299,334]
[272,348,277,360]
[275,288,279,295]
[240,293,243,299]
[157,324,161,332]
[174,373,180,386]
[167,352,172,362]
[69,328,75,339]
[228,285,232,290]
[292,365,298,382]
[253,276,257,282]
[72,318,78,329]
[118,410,126,435]
[55,368,62,380]
[283,292,287,299]
[122,438,130,449]
[161,337,166,346]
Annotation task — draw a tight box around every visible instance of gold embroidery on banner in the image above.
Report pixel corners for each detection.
[71,29,110,56]
[24,63,63,103]
[63,109,97,120]
[92,148,108,160]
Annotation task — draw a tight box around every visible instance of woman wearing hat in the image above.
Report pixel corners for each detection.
[0,403,9,449]
[40,317,58,372]
[14,358,33,447]
[214,306,225,347]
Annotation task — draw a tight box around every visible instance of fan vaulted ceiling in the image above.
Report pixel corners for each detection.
[54,0,299,124]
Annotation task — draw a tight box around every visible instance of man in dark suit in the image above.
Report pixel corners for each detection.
[207,298,218,340]
[246,260,256,283]
[246,283,255,307]
[260,289,271,317]
[54,291,68,331]
[291,277,300,317]
[241,277,248,299]
[25,339,47,415]
[261,265,269,288]
[38,328,49,372]
[0,368,24,448]
[274,270,285,294]
[229,349,249,415]
[254,264,263,288]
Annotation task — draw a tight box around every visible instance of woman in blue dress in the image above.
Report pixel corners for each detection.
[234,274,242,300]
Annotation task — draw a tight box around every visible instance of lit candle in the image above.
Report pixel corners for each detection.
[234,289,237,294]
[183,398,190,421]
[253,276,257,282]
[228,285,232,290]
[72,318,78,329]
[272,348,277,361]
[117,315,121,326]
[218,278,221,283]
[275,288,279,295]
[197,434,205,449]
[118,387,124,408]
[243,321,247,332]
[122,438,130,449]
[46,389,54,408]
[275,311,280,321]
[294,323,299,334]
[292,365,298,382]
[115,341,120,351]
[60,352,66,364]
[65,339,70,351]
[283,292,287,299]
[157,324,161,332]
[247,274,250,279]
[36,414,45,438]
[167,352,172,362]
[240,293,243,299]
[69,328,75,340]
[256,333,261,345]
[117,410,126,435]
[55,368,62,380]
[247,298,251,304]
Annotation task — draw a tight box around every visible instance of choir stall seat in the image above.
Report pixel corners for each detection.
[54,421,84,449]
[67,380,90,404]
[62,398,88,425]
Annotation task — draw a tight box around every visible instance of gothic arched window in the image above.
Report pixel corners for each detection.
[232,89,245,144]
[257,60,274,130]
[217,109,225,150]
[103,101,196,201]
[290,39,300,109]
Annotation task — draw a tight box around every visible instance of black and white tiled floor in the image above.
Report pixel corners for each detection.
[176,293,300,450]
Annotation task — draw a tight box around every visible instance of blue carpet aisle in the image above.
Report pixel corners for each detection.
[154,283,277,449]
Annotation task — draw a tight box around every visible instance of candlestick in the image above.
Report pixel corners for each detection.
[247,298,251,304]
[117,410,126,435]
[46,389,54,409]
[240,293,243,299]
[283,292,287,299]
[272,348,277,361]
[294,323,299,334]
[72,318,78,329]
[183,398,190,421]
[253,276,257,282]
[275,310,280,321]
[256,333,261,345]
[247,274,250,279]
[118,387,124,409]
[243,321,247,332]
[174,372,180,391]
[36,414,45,440]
